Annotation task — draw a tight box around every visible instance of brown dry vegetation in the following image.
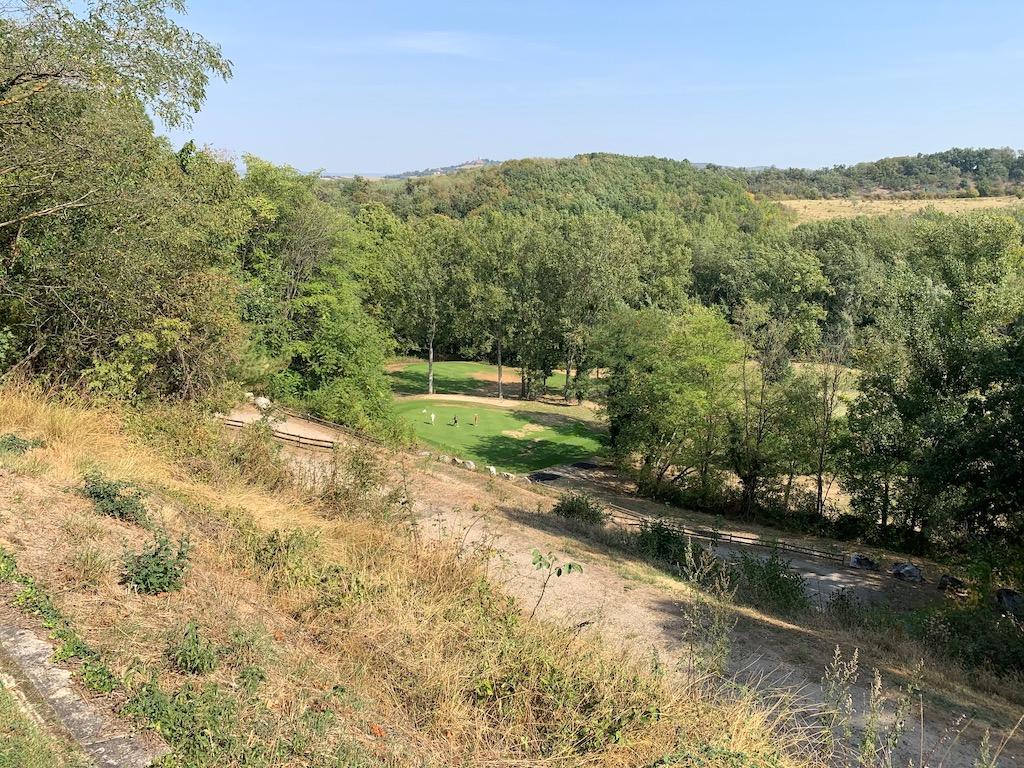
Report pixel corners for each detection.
[779,196,1024,223]
[0,386,813,768]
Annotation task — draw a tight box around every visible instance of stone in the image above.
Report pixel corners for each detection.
[996,588,1024,617]
[486,465,497,476]
[849,552,879,571]
[938,574,967,593]
[464,460,476,471]
[253,395,272,411]
[501,472,516,481]
[888,562,923,582]
[453,457,464,465]
[438,455,450,464]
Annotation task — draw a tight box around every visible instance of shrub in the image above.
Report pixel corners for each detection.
[81,470,148,525]
[168,621,219,675]
[121,533,190,594]
[732,550,809,615]
[552,491,607,524]
[0,433,43,454]
[912,604,1024,675]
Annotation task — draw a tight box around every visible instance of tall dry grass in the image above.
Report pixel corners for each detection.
[0,384,821,767]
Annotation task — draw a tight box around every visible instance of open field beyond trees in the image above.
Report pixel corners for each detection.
[780,195,1024,223]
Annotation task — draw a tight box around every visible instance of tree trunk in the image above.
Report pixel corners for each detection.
[427,337,434,395]
[496,331,504,399]
[563,352,573,401]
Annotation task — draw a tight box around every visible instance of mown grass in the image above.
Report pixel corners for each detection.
[388,360,566,396]
[394,397,605,473]
[0,385,810,768]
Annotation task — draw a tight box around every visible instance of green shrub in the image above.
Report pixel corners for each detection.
[121,533,189,594]
[649,744,783,767]
[168,621,219,675]
[912,604,1024,675]
[552,491,607,525]
[0,433,43,454]
[81,470,148,525]
[732,551,809,615]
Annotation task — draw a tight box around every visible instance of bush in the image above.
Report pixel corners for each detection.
[732,551,809,615]
[912,604,1024,675]
[552,491,607,525]
[168,620,219,675]
[121,533,190,594]
[81,470,148,525]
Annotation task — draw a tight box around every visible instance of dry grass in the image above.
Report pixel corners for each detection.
[780,196,1024,223]
[0,385,817,767]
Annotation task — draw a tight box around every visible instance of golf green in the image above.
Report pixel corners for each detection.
[395,398,604,474]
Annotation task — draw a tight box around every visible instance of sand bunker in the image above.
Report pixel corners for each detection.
[502,423,545,439]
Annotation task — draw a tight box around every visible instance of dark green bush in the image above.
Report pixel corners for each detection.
[168,620,219,675]
[121,533,190,594]
[732,551,809,615]
[552,491,607,525]
[82,470,148,525]
[912,604,1024,675]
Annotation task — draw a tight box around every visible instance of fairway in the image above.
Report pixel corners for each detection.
[389,360,567,397]
[395,398,604,473]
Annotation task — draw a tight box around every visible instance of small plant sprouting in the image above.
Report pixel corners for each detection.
[529,548,582,620]
[121,532,190,595]
[168,620,219,675]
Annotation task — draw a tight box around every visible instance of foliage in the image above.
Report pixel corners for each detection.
[81,470,149,525]
[0,433,42,454]
[731,551,810,615]
[551,491,607,524]
[168,621,220,675]
[121,532,190,594]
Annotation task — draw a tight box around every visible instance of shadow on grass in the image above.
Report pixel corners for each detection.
[389,368,494,396]
[467,429,606,475]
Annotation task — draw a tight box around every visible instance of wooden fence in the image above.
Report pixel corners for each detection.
[603,501,849,567]
[219,417,338,452]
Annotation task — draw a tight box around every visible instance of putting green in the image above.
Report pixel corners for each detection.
[395,398,604,474]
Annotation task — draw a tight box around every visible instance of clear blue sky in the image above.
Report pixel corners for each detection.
[167,1,1024,175]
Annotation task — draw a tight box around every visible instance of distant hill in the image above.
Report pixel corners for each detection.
[717,147,1024,200]
[384,158,501,179]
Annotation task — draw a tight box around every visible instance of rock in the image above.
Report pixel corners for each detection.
[244,392,255,403]
[453,458,464,465]
[888,562,923,582]
[938,574,967,593]
[501,471,516,481]
[996,588,1024,617]
[849,552,879,571]
[486,465,497,476]
[254,395,272,412]
[464,460,476,471]
[438,455,450,464]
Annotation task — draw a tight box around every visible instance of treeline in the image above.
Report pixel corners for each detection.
[718,147,1024,199]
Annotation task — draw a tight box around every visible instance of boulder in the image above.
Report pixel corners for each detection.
[849,552,879,571]
[438,455,450,464]
[501,472,516,481]
[244,392,255,403]
[996,588,1024,618]
[254,395,272,412]
[453,457,464,465]
[888,562,923,582]
[464,460,476,471]
[486,465,497,476]
[938,574,967,593]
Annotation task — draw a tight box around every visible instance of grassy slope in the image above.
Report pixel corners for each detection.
[394,398,604,473]
[0,388,804,768]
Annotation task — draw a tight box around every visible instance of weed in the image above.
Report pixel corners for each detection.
[81,470,148,525]
[0,433,43,454]
[529,548,583,619]
[552,491,608,524]
[121,532,189,594]
[732,550,809,615]
[168,621,219,675]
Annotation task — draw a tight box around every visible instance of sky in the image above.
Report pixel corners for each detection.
[166,1,1024,175]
